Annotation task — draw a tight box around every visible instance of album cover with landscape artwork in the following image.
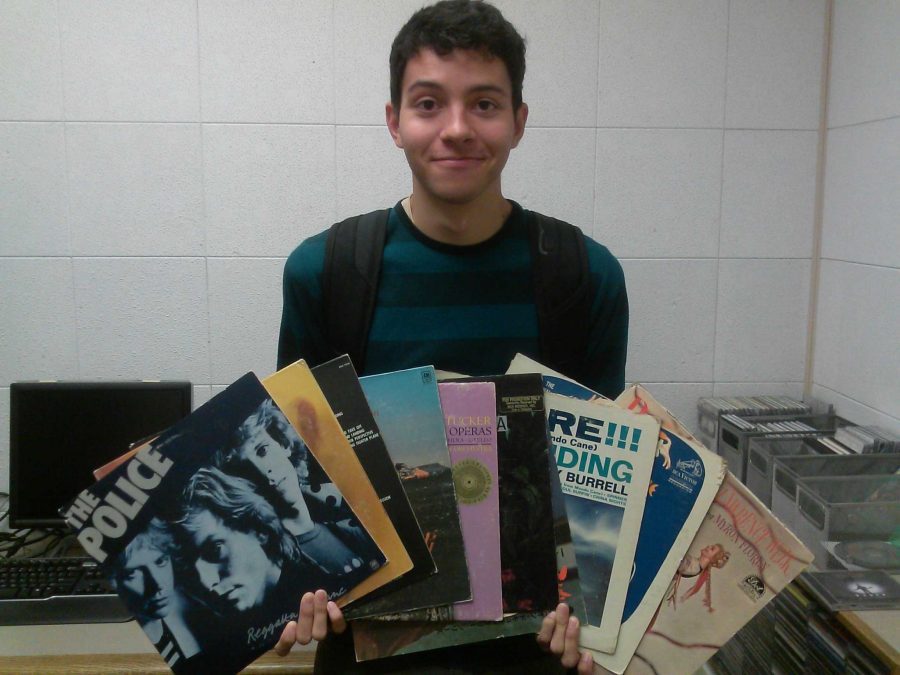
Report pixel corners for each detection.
[354,366,470,616]
[312,355,436,618]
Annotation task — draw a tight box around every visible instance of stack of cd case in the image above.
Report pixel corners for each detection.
[710,604,776,675]
[772,582,813,674]
[834,425,900,454]
[696,395,811,453]
[775,578,893,674]
[717,411,848,483]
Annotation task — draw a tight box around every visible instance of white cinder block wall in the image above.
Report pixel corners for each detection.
[811,1,900,433]
[1,0,838,491]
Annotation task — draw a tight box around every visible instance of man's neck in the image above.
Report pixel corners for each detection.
[404,191,511,245]
[283,501,315,537]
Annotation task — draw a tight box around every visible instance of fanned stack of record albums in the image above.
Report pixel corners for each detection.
[59,353,814,675]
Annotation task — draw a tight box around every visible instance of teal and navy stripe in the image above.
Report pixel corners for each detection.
[278,201,628,398]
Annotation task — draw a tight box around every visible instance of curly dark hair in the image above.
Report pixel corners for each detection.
[390,0,526,110]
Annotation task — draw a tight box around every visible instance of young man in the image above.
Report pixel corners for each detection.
[214,400,384,588]
[111,519,201,672]
[276,1,624,672]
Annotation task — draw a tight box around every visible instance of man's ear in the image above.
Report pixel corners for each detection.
[511,102,528,149]
[386,101,403,148]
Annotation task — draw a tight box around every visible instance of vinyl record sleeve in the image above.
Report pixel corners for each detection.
[61,373,385,675]
[311,355,436,618]
[351,446,582,661]
[545,392,658,653]
[461,373,561,615]
[354,366,470,615]
[625,473,813,675]
[263,359,411,606]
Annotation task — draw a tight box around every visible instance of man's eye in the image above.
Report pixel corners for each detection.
[476,99,498,112]
[255,444,268,458]
[202,541,226,562]
[154,554,169,568]
[415,99,438,112]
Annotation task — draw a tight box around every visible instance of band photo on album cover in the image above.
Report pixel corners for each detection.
[61,373,385,674]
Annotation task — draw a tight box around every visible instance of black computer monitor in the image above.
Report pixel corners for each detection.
[8,381,192,529]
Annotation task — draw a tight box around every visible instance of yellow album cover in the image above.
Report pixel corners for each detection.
[263,361,412,606]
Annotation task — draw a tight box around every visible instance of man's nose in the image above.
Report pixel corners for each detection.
[196,560,220,590]
[144,569,160,594]
[440,105,474,142]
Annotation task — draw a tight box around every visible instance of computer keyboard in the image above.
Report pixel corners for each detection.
[0,556,132,625]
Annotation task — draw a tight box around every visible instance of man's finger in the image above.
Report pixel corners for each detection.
[274,621,297,656]
[548,603,570,655]
[310,590,329,641]
[577,650,595,675]
[536,610,556,651]
[327,600,347,635]
[295,592,316,645]
[560,615,581,668]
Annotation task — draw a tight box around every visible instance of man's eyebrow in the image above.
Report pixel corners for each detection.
[406,80,509,96]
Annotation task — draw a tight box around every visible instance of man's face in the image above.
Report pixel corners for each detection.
[189,510,281,613]
[237,427,303,507]
[386,48,527,209]
[118,544,175,621]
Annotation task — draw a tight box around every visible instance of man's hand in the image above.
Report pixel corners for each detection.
[536,602,594,674]
[275,590,347,656]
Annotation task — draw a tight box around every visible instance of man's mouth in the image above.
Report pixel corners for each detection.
[145,592,170,613]
[218,585,242,606]
[433,156,485,166]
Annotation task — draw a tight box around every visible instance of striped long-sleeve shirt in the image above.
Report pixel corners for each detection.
[278,200,628,399]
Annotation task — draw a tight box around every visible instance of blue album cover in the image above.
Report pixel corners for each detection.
[539,372,706,622]
[60,373,384,674]
[358,366,471,613]
[540,373,601,401]
[621,431,704,621]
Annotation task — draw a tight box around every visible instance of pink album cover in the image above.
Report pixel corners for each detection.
[438,381,503,621]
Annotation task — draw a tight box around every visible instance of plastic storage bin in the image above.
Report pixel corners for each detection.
[791,475,900,568]
[717,412,844,483]
[746,437,826,507]
[769,452,900,528]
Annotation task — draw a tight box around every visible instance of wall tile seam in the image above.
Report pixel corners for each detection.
[712,0,730,387]
[194,0,204,122]
[708,380,805,385]
[818,257,900,272]
[826,113,900,131]
[811,382,900,422]
[803,0,834,399]
[618,257,813,262]
[0,120,825,132]
[0,256,214,261]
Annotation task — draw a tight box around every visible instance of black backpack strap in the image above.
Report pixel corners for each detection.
[323,209,391,373]
[527,212,592,380]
